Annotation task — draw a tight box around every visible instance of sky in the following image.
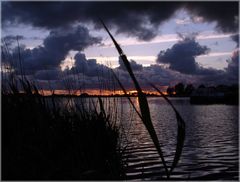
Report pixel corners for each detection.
[1,1,239,92]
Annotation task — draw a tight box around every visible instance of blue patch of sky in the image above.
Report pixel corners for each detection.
[198,37,236,52]
[85,41,176,57]
[2,24,48,48]
[196,55,230,70]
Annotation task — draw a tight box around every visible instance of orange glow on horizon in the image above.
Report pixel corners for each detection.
[39,89,170,96]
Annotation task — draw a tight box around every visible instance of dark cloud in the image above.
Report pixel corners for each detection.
[118,57,143,71]
[31,49,238,90]
[10,25,101,73]
[231,34,239,48]
[34,69,61,80]
[156,36,238,85]
[2,2,238,41]
[225,49,239,82]
[184,2,239,33]
[71,52,110,77]
[2,2,181,41]
[2,51,238,91]
[34,79,64,90]
[200,50,239,85]
[2,51,115,90]
[156,37,215,75]
[135,64,198,89]
[29,52,113,89]
[51,55,191,90]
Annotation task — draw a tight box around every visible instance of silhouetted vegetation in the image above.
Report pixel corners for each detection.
[2,38,125,179]
[102,20,186,179]
[2,19,237,181]
[191,84,238,104]
[2,35,127,180]
[174,83,185,96]
[185,84,195,95]
[167,83,238,104]
[167,83,195,96]
[2,79,125,180]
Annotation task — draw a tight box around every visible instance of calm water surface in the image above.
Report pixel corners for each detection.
[116,97,238,180]
[60,97,238,180]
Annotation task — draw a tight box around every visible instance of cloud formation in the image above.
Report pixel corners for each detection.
[1,2,238,90]
[225,49,239,82]
[231,34,239,48]
[10,25,101,74]
[2,50,238,91]
[71,52,110,77]
[200,49,238,85]
[34,69,61,81]
[2,2,238,41]
[135,64,198,89]
[118,57,143,71]
[2,2,181,41]
[155,35,238,85]
[156,37,214,75]
[184,2,239,33]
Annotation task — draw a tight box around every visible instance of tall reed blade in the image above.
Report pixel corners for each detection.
[101,20,170,178]
[98,96,106,118]
[111,70,142,120]
[149,83,186,175]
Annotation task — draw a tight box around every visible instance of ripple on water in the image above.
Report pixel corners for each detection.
[121,97,238,180]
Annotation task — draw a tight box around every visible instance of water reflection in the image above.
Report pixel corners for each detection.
[120,97,238,180]
[55,97,238,180]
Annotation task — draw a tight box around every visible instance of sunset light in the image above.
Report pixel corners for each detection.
[1,1,238,181]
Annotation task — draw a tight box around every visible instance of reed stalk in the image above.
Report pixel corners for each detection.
[101,20,170,178]
[149,83,186,174]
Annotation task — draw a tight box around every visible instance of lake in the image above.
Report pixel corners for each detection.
[59,97,239,180]
[113,97,238,180]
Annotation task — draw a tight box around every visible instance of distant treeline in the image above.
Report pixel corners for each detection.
[167,83,239,97]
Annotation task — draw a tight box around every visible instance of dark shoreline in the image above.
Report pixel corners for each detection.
[5,94,238,105]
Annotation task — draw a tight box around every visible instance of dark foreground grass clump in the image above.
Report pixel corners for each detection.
[2,81,125,180]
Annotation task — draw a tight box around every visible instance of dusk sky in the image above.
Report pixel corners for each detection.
[1,1,239,92]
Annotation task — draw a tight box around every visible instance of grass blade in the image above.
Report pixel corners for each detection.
[101,20,170,178]
[149,83,186,174]
[111,70,142,120]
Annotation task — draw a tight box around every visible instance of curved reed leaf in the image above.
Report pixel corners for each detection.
[101,20,170,178]
[111,70,142,120]
[149,83,186,175]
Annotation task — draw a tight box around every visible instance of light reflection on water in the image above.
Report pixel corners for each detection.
[56,97,238,180]
[119,97,238,180]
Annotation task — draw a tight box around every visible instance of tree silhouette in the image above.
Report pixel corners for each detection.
[175,83,185,96]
